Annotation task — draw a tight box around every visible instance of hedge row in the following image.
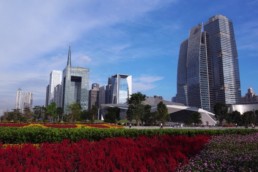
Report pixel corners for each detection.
[0,127,257,144]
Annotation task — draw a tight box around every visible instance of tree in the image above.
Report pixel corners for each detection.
[23,107,33,121]
[190,112,202,125]
[104,107,120,123]
[46,102,57,122]
[142,104,152,125]
[126,92,146,125]
[33,106,45,121]
[56,107,63,122]
[227,111,241,125]
[242,111,256,127]
[68,103,82,122]
[89,105,98,123]
[214,103,228,124]
[157,101,169,123]
[4,109,23,122]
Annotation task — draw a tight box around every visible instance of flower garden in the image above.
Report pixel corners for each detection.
[0,123,123,129]
[0,123,257,171]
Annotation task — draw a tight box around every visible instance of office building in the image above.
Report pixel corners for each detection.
[46,70,62,106]
[45,85,50,106]
[107,74,132,104]
[62,47,89,113]
[15,88,33,113]
[176,15,241,111]
[88,83,100,110]
[54,84,62,107]
[241,88,258,103]
[99,86,106,105]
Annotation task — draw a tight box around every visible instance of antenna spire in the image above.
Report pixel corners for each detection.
[67,46,71,67]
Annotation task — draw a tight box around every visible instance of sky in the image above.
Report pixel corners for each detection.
[0,0,258,115]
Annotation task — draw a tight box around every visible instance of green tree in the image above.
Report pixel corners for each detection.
[46,102,57,122]
[33,106,45,121]
[68,103,82,122]
[81,110,90,121]
[157,101,169,123]
[214,103,228,124]
[190,112,202,125]
[5,109,23,122]
[56,107,63,122]
[227,111,241,125]
[242,111,256,127]
[23,107,33,122]
[142,104,152,125]
[104,107,120,123]
[126,92,146,125]
[255,110,258,125]
[89,105,98,123]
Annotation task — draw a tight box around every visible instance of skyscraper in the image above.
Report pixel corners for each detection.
[106,74,132,104]
[62,47,89,113]
[88,83,100,110]
[15,88,33,113]
[176,15,241,111]
[47,70,62,106]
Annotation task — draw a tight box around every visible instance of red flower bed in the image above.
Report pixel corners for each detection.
[0,135,210,171]
[0,123,27,127]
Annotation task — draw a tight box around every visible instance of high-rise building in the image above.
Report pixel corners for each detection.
[45,85,50,106]
[15,88,33,113]
[99,86,106,105]
[176,15,241,111]
[88,83,100,110]
[46,70,62,106]
[62,47,89,113]
[241,88,258,103]
[107,74,132,104]
[54,84,62,107]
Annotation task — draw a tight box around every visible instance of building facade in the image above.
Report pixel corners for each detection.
[62,47,89,113]
[107,74,132,104]
[54,84,62,107]
[46,70,62,106]
[241,88,258,103]
[176,15,241,111]
[88,83,100,110]
[15,88,33,113]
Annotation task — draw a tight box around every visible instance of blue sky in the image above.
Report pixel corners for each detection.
[0,0,258,115]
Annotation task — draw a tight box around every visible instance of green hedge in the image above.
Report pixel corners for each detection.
[0,127,257,144]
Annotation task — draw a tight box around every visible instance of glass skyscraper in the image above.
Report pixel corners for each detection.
[62,47,89,113]
[176,15,241,111]
[107,74,132,104]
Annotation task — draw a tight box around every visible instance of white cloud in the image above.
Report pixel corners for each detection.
[133,75,164,92]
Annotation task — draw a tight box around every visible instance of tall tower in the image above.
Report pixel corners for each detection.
[15,89,33,113]
[62,47,89,113]
[204,15,241,107]
[176,15,241,111]
[47,70,62,106]
[88,83,100,110]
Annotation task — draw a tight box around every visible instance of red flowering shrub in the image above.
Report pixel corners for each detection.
[0,135,210,171]
[0,123,27,127]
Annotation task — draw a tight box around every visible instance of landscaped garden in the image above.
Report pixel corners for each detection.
[0,124,257,171]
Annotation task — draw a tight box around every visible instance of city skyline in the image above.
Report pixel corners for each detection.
[0,0,258,115]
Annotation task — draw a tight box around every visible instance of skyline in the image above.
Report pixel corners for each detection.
[0,0,258,115]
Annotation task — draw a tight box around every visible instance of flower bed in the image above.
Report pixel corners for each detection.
[177,133,258,171]
[0,135,210,171]
[0,123,123,129]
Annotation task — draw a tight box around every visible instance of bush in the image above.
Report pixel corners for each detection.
[0,127,257,144]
